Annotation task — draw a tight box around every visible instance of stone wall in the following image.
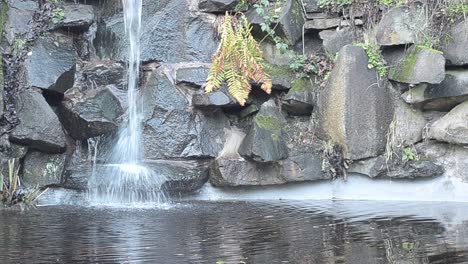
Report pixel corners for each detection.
[0,0,467,193]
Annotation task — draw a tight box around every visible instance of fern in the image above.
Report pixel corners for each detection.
[206,13,272,106]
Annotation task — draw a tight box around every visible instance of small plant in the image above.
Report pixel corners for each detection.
[318,0,353,9]
[234,0,249,12]
[289,54,334,85]
[402,147,417,162]
[13,39,26,56]
[51,8,65,24]
[206,13,272,106]
[254,0,289,53]
[378,0,405,7]
[0,160,47,208]
[356,43,387,77]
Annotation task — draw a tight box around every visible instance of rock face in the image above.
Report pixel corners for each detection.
[10,89,67,153]
[349,154,444,179]
[58,4,95,30]
[239,99,289,162]
[82,61,126,90]
[0,143,28,177]
[282,78,315,116]
[3,0,38,45]
[210,118,328,187]
[264,64,296,90]
[391,99,427,146]
[389,46,445,84]
[23,33,77,94]
[246,0,305,45]
[175,65,210,88]
[376,6,426,46]
[22,151,67,187]
[192,86,237,109]
[318,45,393,160]
[141,67,229,159]
[95,0,218,63]
[428,101,468,145]
[199,0,239,13]
[319,27,359,55]
[401,70,468,111]
[441,21,468,66]
[59,86,124,140]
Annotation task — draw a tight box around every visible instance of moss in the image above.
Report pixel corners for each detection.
[290,77,311,93]
[416,45,443,55]
[255,114,283,141]
[263,63,292,77]
[391,45,443,82]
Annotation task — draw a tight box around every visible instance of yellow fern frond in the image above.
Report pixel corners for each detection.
[206,13,271,105]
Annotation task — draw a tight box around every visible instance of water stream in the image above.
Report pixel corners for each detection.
[87,0,166,205]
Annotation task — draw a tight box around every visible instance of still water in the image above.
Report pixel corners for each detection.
[1,200,468,263]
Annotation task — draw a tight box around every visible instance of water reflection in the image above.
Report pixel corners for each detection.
[0,201,468,263]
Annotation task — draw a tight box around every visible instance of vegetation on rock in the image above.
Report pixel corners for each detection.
[356,43,387,77]
[206,13,272,106]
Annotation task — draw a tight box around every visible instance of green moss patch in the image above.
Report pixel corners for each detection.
[290,77,311,93]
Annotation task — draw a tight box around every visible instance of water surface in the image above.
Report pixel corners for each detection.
[1,201,468,263]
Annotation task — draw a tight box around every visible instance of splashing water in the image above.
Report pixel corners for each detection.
[88,0,167,205]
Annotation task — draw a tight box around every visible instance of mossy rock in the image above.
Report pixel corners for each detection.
[263,63,296,90]
[389,45,445,84]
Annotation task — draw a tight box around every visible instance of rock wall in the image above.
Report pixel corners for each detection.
[0,0,467,193]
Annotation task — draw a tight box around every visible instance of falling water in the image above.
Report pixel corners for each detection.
[88,0,166,205]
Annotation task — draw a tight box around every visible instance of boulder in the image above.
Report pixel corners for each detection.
[376,6,427,46]
[318,45,393,160]
[57,4,94,30]
[441,20,468,65]
[3,0,38,45]
[198,0,239,13]
[175,64,210,88]
[58,86,124,140]
[95,0,218,63]
[319,27,359,55]
[390,99,427,146]
[416,141,468,181]
[246,0,305,45]
[239,99,289,162]
[23,33,77,94]
[304,18,363,30]
[427,101,468,145]
[63,160,209,193]
[192,86,238,109]
[22,150,67,187]
[282,78,315,116]
[141,68,229,159]
[389,46,445,85]
[210,119,329,187]
[349,154,444,179]
[401,70,468,111]
[82,60,126,90]
[302,0,319,13]
[10,89,67,153]
[264,63,296,90]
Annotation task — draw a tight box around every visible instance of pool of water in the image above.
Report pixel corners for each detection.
[1,200,468,263]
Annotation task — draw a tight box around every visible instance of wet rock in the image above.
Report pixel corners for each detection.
[239,99,288,162]
[319,27,360,55]
[175,65,210,88]
[82,60,126,90]
[10,89,67,153]
[427,101,468,145]
[401,70,468,111]
[318,45,393,160]
[141,68,229,159]
[376,6,426,46]
[349,154,444,179]
[389,46,445,85]
[282,78,315,116]
[416,141,468,181]
[304,18,363,30]
[58,86,124,140]
[95,0,218,63]
[23,33,77,94]
[192,86,238,109]
[246,0,305,45]
[22,150,67,187]
[441,20,468,66]
[3,0,38,45]
[198,0,239,13]
[57,4,95,30]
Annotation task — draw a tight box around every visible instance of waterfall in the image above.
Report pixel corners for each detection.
[87,0,167,206]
